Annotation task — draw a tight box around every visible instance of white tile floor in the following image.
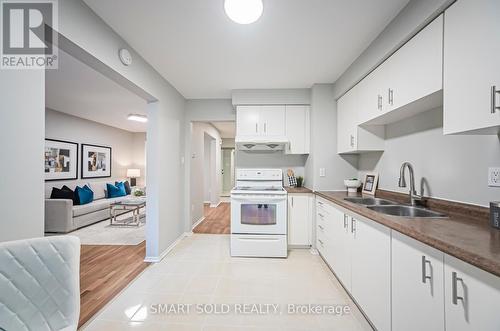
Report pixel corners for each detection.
[81,234,373,331]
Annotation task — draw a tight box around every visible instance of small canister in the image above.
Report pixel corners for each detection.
[491,202,500,230]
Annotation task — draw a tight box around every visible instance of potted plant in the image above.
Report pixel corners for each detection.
[296,176,304,188]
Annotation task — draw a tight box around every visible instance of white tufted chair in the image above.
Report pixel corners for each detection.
[0,236,80,331]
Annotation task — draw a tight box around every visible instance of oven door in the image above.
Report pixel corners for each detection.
[231,194,287,235]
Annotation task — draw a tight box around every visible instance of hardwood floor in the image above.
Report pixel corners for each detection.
[193,202,231,234]
[79,241,150,328]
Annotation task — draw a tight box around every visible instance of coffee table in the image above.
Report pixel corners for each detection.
[109,198,146,227]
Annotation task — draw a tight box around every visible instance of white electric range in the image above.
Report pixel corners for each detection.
[230,168,288,258]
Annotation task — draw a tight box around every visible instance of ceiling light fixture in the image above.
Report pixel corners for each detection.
[224,0,263,25]
[127,114,148,123]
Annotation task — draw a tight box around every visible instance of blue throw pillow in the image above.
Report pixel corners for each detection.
[76,185,94,205]
[107,182,127,198]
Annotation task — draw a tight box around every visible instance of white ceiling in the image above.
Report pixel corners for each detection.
[84,0,410,99]
[211,121,236,138]
[46,49,147,132]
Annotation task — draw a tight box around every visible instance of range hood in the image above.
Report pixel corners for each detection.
[236,137,289,151]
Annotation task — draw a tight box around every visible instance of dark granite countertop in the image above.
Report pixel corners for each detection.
[285,187,314,194]
[316,191,500,277]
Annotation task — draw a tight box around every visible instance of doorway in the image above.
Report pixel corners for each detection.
[221,148,235,197]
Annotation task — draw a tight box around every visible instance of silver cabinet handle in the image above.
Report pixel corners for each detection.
[351,218,356,234]
[350,135,355,147]
[318,224,324,230]
[318,213,324,218]
[388,88,394,106]
[255,123,258,133]
[318,239,324,245]
[317,201,323,205]
[343,214,348,229]
[377,95,382,110]
[452,272,464,305]
[421,256,432,284]
[264,122,267,133]
[491,86,500,114]
[291,197,294,207]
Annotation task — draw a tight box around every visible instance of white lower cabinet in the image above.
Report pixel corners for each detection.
[392,231,445,331]
[315,199,390,331]
[444,254,500,331]
[288,194,312,246]
[350,216,391,331]
[315,198,500,331]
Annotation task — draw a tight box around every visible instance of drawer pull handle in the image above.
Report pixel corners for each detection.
[343,215,348,229]
[421,256,432,284]
[318,239,324,245]
[452,272,464,305]
[351,218,356,234]
[318,213,325,218]
[491,86,500,114]
[318,225,324,230]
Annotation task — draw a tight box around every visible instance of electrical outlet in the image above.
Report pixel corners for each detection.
[489,167,500,187]
[319,168,326,177]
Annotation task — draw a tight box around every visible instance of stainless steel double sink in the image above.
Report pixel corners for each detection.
[343,197,447,218]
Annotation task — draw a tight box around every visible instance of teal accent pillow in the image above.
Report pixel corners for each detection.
[107,182,127,198]
[76,185,94,205]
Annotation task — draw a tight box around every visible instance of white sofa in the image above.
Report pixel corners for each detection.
[45,180,133,233]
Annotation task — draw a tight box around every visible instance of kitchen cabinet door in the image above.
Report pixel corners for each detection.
[260,106,286,137]
[285,105,310,154]
[444,0,500,134]
[357,64,389,123]
[237,106,261,137]
[331,212,352,291]
[392,231,445,331]
[444,254,500,331]
[351,217,391,331]
[288,194,311,246]
[337,88,358,154]
[387,14,443,113]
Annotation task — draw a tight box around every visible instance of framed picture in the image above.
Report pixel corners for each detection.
[362,173,379,195]
[45,139,78,181]
[81,144,112,179]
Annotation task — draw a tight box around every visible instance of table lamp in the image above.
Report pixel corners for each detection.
[126,168,141,186]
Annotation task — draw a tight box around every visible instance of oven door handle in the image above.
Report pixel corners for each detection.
[231,196,287,202]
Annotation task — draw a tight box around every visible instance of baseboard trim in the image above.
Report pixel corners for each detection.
[210,201,222,208]
[144,232,187,263]
[191,216,205,230]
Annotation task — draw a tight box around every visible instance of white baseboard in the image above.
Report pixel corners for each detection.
[191,216,205,230]
[144,232,188,263]
[210,201,222,208]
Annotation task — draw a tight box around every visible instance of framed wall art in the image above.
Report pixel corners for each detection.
[81,144,112,179]
[44,139,78,181]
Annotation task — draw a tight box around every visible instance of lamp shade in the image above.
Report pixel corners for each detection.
[126,169,141,178]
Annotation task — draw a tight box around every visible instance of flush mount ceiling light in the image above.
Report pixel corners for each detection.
[127,114,148,123]
[224,0,263,24]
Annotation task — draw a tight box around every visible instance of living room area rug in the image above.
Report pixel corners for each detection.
[58,217,146,245]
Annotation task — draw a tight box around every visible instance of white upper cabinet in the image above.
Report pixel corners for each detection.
[260,106,286,137]
[392,232,445,331]
[337,87,385,154]
[285,105,310,154]
[236,106,261,137]
[444,254,500,331]
[236,105,310,153]
[236,105,285,138]
[384,14,443,115]
[359,14,443,125]
[443,0,500,134]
